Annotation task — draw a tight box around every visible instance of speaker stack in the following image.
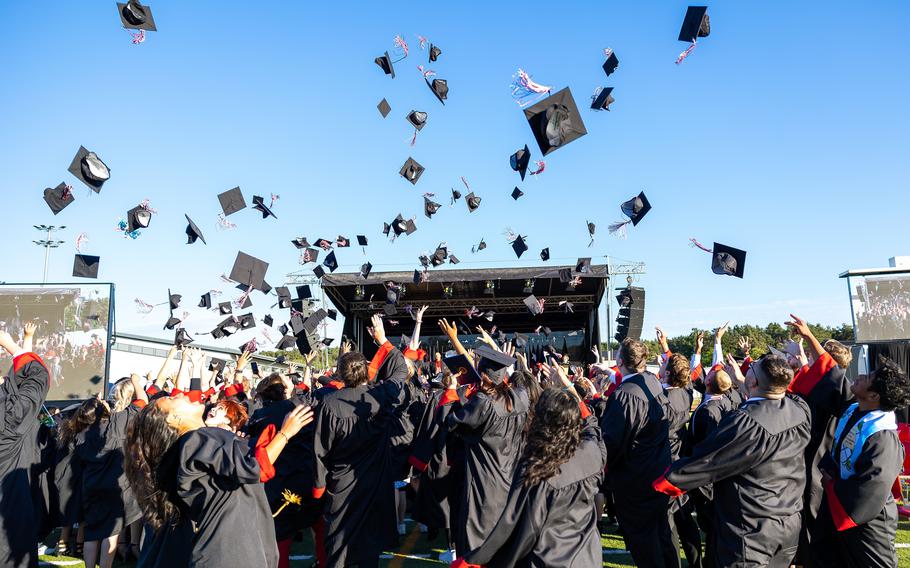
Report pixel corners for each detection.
[615,286,645,342]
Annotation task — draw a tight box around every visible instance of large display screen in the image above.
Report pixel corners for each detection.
[0,284,113,400]
[850,275,910,342]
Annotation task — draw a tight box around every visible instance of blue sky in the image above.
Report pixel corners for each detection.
[1,0,908,346]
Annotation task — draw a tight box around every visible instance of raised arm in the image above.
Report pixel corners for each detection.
[155,345,179,388]
[410,305,428,351]
[711,322,729,368]
[21,321,37,354]
[438,318,468,356]
[786,314,824,361]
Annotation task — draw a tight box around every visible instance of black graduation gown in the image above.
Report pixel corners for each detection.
[176,427,278,568]
[409,388,457,530]
[665,386,692,461]
[0,353,49,568]
[33,423,58,540]
[378,350,421,480]
[656,395,812,568]
[52,438,82,526]
[75,403,143,540]
[313,373,410,567]
[445,386,530,554]
[812,411,903,568]
[599,371,680,568]
[247,392,321,541]
[460,411,607,568]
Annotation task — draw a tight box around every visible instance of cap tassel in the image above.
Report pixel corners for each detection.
[688,237,713,253]
[217,214,237,230]
[530,160,546,176]
[675,39,697,65]
[410,129,418,146]
[608,220,630,239]
[75,232,88,253]
[510,68,552,108]
[61,184,73,200]
[393,35,409,60]
[116,220,142,240]
[417,36,428,50]
[139,199,157,214]
[130,29,145,45]
[270,193,280,209]
[134,299,156,314]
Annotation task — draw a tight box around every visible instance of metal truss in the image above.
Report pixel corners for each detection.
[344,294,599,315]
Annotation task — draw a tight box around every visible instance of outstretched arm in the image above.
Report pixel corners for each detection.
[410,305,428,351]
[439,318,468,356]
[786,315,824,361]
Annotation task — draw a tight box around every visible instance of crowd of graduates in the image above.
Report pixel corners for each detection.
[1,309,909,568]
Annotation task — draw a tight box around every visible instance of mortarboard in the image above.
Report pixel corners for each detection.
[68,146,110,192]
[263,315,274,327]
[261,281,273,294]
[523,88,588,156]
[510,145,531,181]
[559,267,572,283]
[426,77,448,105]
[424,197,442,218]
[621,192,651,225]
[375,51,395,78]
[313,265,326,278]
[291,237,310,249]
[327,309,338,320]
[576,257,592,273]
[303,309,327,334]
[238,313,256,330]
[449,254,460,264]
[413,269,423,284]
[399,157,425,185]
[276,335,296,350]
[321,338,334,347]
[357,235,368,247]
[511,187,524,200]
[300,248,319,264]
[184,215,206,245]
[218,302,233,315]
[679,6,710,42]
[278,324,289,335]
[443,353,481,386]
[473,238,486,253]
[474,344,516,384]
[217,187,246,216]
[429,44,442,62]
[175,328,193,348]
[117,0,157,31]
[168,290,181,310]
[252,195,277,219]
[198,293,213,309]
[540,248,550,261]
[383,303,397,316]
[229,251,269,291]
[126,205,152,232]
[406,110,428,131]
[163,315,181,330]
[289,314,305,335]
[43,183,74,215]
[451,188,462,203]
[377,98,391,118]
[336,236,350,248]
[360,262,373,279]
[602,48,619,76]
[711,243,747,278]
[524,295,544,316]
[591,87,615,111]
[315,238,333,249]
[73,254,100,278]
[514,332,529,349]
[296,333,317,355]
[511,235,528,258]
[276,287,292,308]
[296,285,312,299]
[465,192,481,212]
[323,251,338,272]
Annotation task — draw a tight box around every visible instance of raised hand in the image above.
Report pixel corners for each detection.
[415,305,428,322]
[785,314,811,339]
[737,336,752,357]
[476,326,496,348]
[438,318,458,342]
[188,347,205,371]
[655,326,669,352]
[695,331,705,354]
[22,321,38,352]
[725,353,746,387]
[280,405,315,439]
[236,349,251,372]
[367,313,386,345]
[0,331,19,356]
[715,321,730,340]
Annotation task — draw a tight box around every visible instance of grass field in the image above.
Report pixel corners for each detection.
[39,518,910,567]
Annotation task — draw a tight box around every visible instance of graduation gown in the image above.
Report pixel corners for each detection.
[445,386,530,555]
[176,427,278,568]
[457,408,607,568]
[51,438,82,527]
[312,370,410,566]
[409,388,459,530]
[599,371,680,568]
[665,386,692,461]
[654,395,812,568]
[0,352,49,568]
[75,402,143,540]
[812,405,903,568]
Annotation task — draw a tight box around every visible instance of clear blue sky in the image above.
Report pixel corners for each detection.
[1,0,908,346]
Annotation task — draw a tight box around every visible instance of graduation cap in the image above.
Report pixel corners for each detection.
[523,88,588,156]
[424,197,442,218]
[540,248,550,261]
[68,146,110,192]
[184,215,206,245]
[406,110,428,131]
[472,238,486,253]
[323,251,338,272]
[432,243,448,266]
[399,157,425,185]
[218,187,246,216]
[125,205,153,233]
[511,235,528,258]
[429,43,442,62]
[289,314,306,335]
[278,324,289,335]
[360,262,373,279]
[275,335,296,350]
[357,235,368,247]
[377,98,391,118]
[335,236,350,248]
[451,188,462,204]
[510,145,531,181]
[296,285,313,299]
[679,6,710,42]
[252,195,277,219]
[291,237,310,249]
[591,87,615,111]
[303,309,327,334]
[198,292,213,309]
[443,353,481,386]
[238,313,256,330]
[43,183,74,215]
[426,77,448,105]
[514,332,529,349]
[313,265,326,279]
[299,248,319,264]
[465,192,481,212]
[209,358,228,373]
[576,257,592,273]
[524,294,544,316]
[587,220,596,246]
[558,268,573,283]
[276,287,292,309]
[413,269,424,284]
[73,254,100,278]
[175,328,193,348]
[327,309,338,320]
[375,51,396,78]
[602,48,619,76]
[709,242,747,278]
[117,0,157,31]
[163,315,182,330]
[449,254,460,265]
[263,315,274,327]
[218,302,232,315]
[229,251,269,291]
[511,187,524,200]
[168,290,181,310]
[609,192,652,237]
[296,333,317,355]
[474,344,516,384]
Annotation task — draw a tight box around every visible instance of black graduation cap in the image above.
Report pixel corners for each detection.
[264,315,274,327]
[296,333,317,355]
[523,88,588,156]
[360,262,373,279]
[184,214,206,245]
[576,257,592,273]
[296,285,312,299]
[43,183,74,215]
[238,313,256,330]
[375,51,395,78]
[299,248,319,264]
[237,294,252,310]
[406,110,428,131]
[383,303,397,316]
[125,205,152,233]
[278,324,289,335]
[524,295,543,316]
[276,287,292,308]
[175,328,193,348]
[413,269,423,284]
[163,315,181,330]
[399,157,425,185]
[540,248,550,261]
[336,236,350,248]
[424,197,442,218]
[321,338,334,347]
[291,237,310,249]
[511,187,524,200]
[449,254,460,264]
[117,0,157,31]
[261,281,273,294]
[473,238,486,253]
[377,98,391,118]
[168,290,181,310]
[451,188,462,203]
[68,146,110,192]
[198,292,213,309]
[313,265,326,279]
[323,251,338,272]
[357,235,368,247]
[474,344,516,384]
[465,192,481,212]
[587,221,596,242]
[621,192,651,226]
[429,44,442,62]
[209,358,228,373]
[510,145,531,181]
[252,195,277,219]
[711,243,747,278]
[289,314,305,335]
[276,335,296,350]
[402,218,417,235]
[314,238,333,249]
[602,49,619,76]
[511,235,528,258]
[218,187,246,216]
[514,332,529,349]
[432,244,448,266]
[679,6,710,42]
[218,302,233,315]
[443,353,481,386]
[229,251,269,291]
[327,309,338,320]
[73,254,100,278]
[591,87,615,111]
[426,77,448,105]
[558,267,572,283]
[303,309,327,334]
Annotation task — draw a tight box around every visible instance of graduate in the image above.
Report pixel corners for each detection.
[653,354,812,567]
[125,391,313,568]
[452,366,606,568]
[599,338,681,567]
[0,328,49,568]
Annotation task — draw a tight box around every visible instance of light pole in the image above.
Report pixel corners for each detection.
[33,225,66,284]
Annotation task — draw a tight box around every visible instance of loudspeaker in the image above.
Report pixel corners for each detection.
[615,286,645,342]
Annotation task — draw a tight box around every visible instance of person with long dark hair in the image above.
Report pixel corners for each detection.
[452,364,606,567]
[125,391,313,567]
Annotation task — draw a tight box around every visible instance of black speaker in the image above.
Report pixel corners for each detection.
[615,286,645,342]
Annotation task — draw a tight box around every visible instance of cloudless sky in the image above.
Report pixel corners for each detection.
[1,0,908,347]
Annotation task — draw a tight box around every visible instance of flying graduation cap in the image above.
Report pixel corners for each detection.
[424,73,448,105]
[690,239,746,278]
[377,98,391,118]
[676,6,711,64]
[252,195,277,219]
[185,214,206,244]
[117,0,157,31]
[424,196,442,218]
[523,88,588,156]
[511,187,524,200]
[73,254,100,279]
[540,248,550,261]
[586,221,596,247]
[406,111,428,145]
[465,193,481,212]
[228,251,269,291]
[374,51,397,78]
[126,203,153,233]
[591,87,615,111]
[68,146,110,192]
[399,157,425,185]
[218,187,246,216]
[609,192,651,238]
[602,48,619,76]
[44,183,75,215]
[510,145,531,181]
[511,235,528,258]
[472,238,486,253]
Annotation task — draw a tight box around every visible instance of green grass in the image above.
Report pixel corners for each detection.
[38,518,910,567]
